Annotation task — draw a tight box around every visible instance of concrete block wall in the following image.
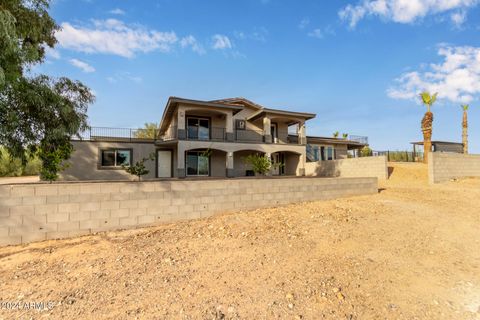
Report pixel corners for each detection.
[429,152,480,183]
[305,156,388,180]
[0,177,378,246]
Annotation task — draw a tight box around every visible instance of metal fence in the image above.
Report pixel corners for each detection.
[371,150,424,162]
[75,127,159,142]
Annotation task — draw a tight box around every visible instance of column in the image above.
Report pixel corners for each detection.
[263,117,272,144]
[177,107,186,140]
[225,112,234,142]
[177,146,186,178]
[226,152,234,177]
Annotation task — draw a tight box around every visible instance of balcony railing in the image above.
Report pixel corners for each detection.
[348,135,369,145]
[75,127,160,142]
[235,129,264,143]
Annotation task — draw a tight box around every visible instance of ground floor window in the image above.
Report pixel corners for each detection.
[100,149,131,167]
[186,151,209,176]
[325,146,335,160]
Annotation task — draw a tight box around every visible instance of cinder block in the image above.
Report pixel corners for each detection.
[11,186,35,197]
[129,192,149,200]
[0,206,9,217]
[34,204,58,215]
[79,202,101,212]
[68,230,90,238]
[0,197,22,207]
[129,208,147,217]
[119,217,137,226]
[110,209,129,218]
[46,195,70,204]
[69,211,91,221]
[58,203,80,213]
[0,215,22,227]
[0,186,11,197]
[47,213,69,223]
[46,231,70,240]
[138,215,155,224]
[9,205,35,216]
[22,196,47,206]
[80,220,101,230]
[57,221,80,232]
[101,201,120,210]
[119,200,138,209]
[22,215,47,226]
[110,193,130,201]
[80,184,102,194]
[147,191,165,199]
[178,205,194,214]
[0,236,22,246]
[35,186,58,196]
[0,227,8,237]
[22,232,46,243]
[58,185,80,195]
[91,210,110,219]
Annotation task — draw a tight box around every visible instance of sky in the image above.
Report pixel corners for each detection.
[37,0,480,152]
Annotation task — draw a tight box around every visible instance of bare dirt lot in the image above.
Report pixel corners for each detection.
[0,163,479,319]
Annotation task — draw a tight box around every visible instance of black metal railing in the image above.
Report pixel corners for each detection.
[235,129,264,143]
[186,127,226,141]
[349,135,369,145]
[75,127,160,142]
[161,126,178,141]
[372,151,424,162]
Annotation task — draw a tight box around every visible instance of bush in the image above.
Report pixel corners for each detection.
[243,154,283,176]
[360,146,372,157]
[0,147,41,177]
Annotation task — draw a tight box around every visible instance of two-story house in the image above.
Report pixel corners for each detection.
[60,97,367,180]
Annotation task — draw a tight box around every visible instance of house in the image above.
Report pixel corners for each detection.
[60,97,367,180]
[411,141,464,154]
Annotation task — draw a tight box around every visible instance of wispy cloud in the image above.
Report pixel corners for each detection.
[109,8,125,15]
[212,34,232,50]
[388,45,480,104]
[234,27,268,42]
[299,18,310,29]
[107,72,143,83]
[180,35,206,55]
[339,0,480,28]
[56,19,178,58]
[44,46,61,60]
[69,58,95,73]
[307,25,335,39]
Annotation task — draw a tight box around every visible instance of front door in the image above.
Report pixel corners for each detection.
[157,150,172,178]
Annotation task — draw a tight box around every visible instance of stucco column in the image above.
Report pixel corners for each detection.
[177,145,186,178]
[298,153,306,176]
[225,112,234,142]
[263,117,272,144]
[177,107,186,140]
[298,122,306,145]
[226,152,234,177]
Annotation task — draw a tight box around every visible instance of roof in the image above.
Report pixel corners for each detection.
[209,97,265,110]
[410,141,463,145]
[306,135,367,149]
[247,108,316,123]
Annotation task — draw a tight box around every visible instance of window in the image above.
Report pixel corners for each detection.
[186,151,209,176]
[187,117,210,140]
[100,149,131,167]
[325,146,335,161]
[313,146,320,161]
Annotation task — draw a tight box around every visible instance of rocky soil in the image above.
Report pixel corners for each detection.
[0,163,479,319]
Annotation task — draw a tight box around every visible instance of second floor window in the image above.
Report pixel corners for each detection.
[187,117,210,140]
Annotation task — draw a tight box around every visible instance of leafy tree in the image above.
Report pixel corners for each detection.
[342,133,348,139]
[419,91,437,164]
[243,154,282,176]
[0,146,41,177]
[333,131,340,138]
[123,153,155,181]
[134,123,159,139]
[461,104,469,154]
[0,0,94,181]
[360,145,372,157]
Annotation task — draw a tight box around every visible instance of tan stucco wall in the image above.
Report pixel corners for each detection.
[0,176,378,246]
[60,141,157,181]
[429,152,480,183]
[305,156,388,180]
[210,150,227,177]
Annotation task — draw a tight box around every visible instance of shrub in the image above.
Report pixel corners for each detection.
[360,146,372,157]
[243,154,283,176]
[123,153,155,181]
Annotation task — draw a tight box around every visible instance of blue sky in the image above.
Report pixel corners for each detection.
[37,0,480,152]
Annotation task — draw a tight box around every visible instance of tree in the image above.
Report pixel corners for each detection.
[243,154,281,176]
[461,104,469,154]
[0,0,94,181]
[360,145,372,157]
[134,123,158,139]
[333,131,339,138]
[342,133,348,139]
[419,91,437,164]
[123,153,155,181]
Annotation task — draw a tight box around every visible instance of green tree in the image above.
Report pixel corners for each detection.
[333,131,340,138]
[342,133,348,139]
[134,123,159,139]
[419,91,437,164]
[0,0,95,181]
[123,153,155,181]
[243,154,282,176]
[360,145,372,157]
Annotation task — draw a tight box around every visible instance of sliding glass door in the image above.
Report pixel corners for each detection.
[187,117,210,140]
[186,151,209,176]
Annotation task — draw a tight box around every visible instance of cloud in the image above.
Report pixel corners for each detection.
[212,34,232,50]
[69,58,95,73]
[387,45,480,104]
[339,0,479,28]
[450,10,467,28]
[56,19,178,58]
[109,8,125,15]
[44,47,61,59]
[180,35,206,54]
[106,72,142,83]
[299,18,310,29]
[234,27,268,42]
[307,25,335,39]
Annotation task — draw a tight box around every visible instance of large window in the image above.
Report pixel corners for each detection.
[100,149,131,167]
[325,146,335,161]
[187,117,210,140]
[186,151,209,176]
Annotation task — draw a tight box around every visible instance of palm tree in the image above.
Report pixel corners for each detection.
[333,131,339,138]
[134,122,158,139]
[461,104,469,154]
[342,133,348,139]
[420,91,437,164]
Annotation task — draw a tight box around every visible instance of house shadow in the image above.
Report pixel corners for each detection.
[388,166,394,178]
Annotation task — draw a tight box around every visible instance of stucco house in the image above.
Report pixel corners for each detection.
[60,97,367,180]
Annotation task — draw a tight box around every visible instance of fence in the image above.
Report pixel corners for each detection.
[370,151,424,162]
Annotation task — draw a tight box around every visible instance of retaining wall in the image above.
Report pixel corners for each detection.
[305,156,388,180]
[0,177,377,246]
[429,152,480,183]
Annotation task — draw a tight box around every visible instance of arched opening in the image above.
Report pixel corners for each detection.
[270,151,302,176]
[184,148,228,178]
[233,150,267,177]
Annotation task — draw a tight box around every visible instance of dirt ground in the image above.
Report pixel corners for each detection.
[0,163,479,319]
